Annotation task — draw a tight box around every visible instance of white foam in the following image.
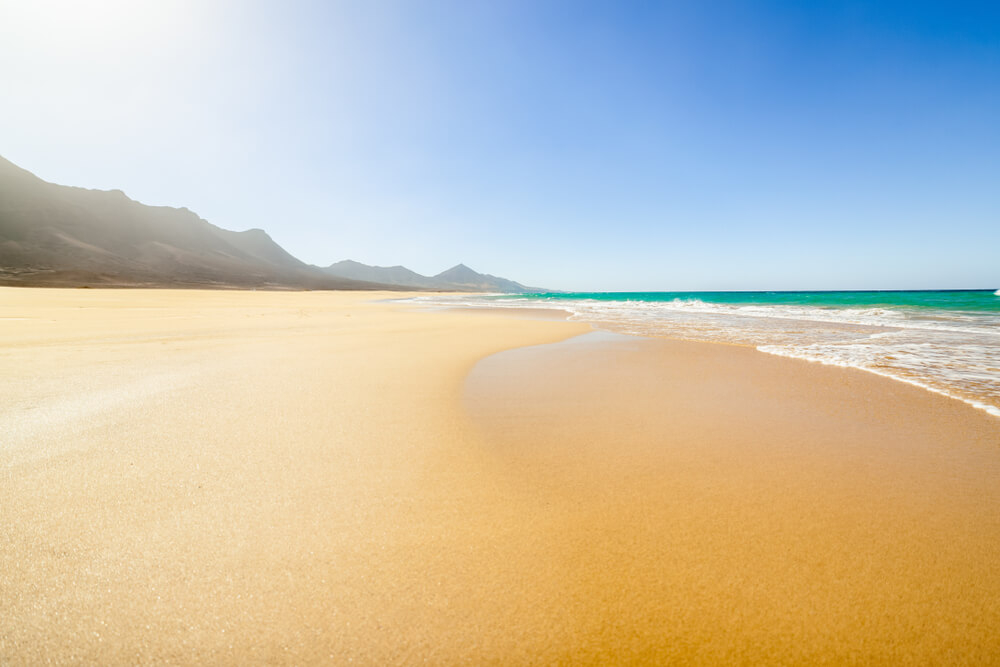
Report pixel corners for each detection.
[757,343,1000,418]
[399,294,1000,418]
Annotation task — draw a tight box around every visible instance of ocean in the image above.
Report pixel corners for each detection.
[409,289,1000,418]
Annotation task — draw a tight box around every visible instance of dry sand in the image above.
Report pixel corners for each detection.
[2,288,1000,664]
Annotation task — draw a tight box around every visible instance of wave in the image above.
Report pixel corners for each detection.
[402,293,1000,418]
[535,297,1000,337]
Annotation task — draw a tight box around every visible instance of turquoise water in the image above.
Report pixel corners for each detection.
[514,290,1000,313]
[411,289,1000,418]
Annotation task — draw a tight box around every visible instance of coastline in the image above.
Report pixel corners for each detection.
[3,288,1000,663]
[408,291,1000,420]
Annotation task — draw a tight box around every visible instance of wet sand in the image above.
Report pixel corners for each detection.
[3,288,1000,664]
[465,332,1000,663]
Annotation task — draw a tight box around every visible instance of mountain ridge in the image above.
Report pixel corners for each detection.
[321,259,541,293]
[0,155,372,289]
[0,155,540,292]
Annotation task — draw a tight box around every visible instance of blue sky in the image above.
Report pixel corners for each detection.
[1,0,998,290]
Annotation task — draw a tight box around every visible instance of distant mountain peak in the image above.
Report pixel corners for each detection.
[434,263,482,282]
[322,259,539,293]
[328,259,368,269]
[322,259,439,288]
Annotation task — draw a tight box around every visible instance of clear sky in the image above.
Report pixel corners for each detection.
[1,0,997,290]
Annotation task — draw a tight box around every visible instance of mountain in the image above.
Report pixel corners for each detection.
[322,260,540,293]
[321,260,439,288]
[432,264,535,292]
[0,156,385,290]
[0,155,542,292]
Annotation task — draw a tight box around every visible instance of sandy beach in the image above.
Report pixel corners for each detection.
[3,288,1000,664]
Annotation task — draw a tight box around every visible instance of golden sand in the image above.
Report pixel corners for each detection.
[466,333,1000,663]
[2,288,1000,664]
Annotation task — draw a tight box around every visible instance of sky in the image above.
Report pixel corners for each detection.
[1,0,998,291]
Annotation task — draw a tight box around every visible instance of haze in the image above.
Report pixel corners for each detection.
[1,0,997,290]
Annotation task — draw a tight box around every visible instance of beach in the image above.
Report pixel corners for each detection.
[3,288,1000,664]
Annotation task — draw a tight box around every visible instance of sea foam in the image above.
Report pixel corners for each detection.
[404,292,1000,418]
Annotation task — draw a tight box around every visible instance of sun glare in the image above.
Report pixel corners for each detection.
[3,0,197,55]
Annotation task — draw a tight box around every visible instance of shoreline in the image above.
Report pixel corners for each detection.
[759,340,1000,418]
[426,297,1000,420]
[3,288,1000,663]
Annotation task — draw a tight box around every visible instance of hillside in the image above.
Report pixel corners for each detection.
[0,155,541,292]
[0,156,379,290]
